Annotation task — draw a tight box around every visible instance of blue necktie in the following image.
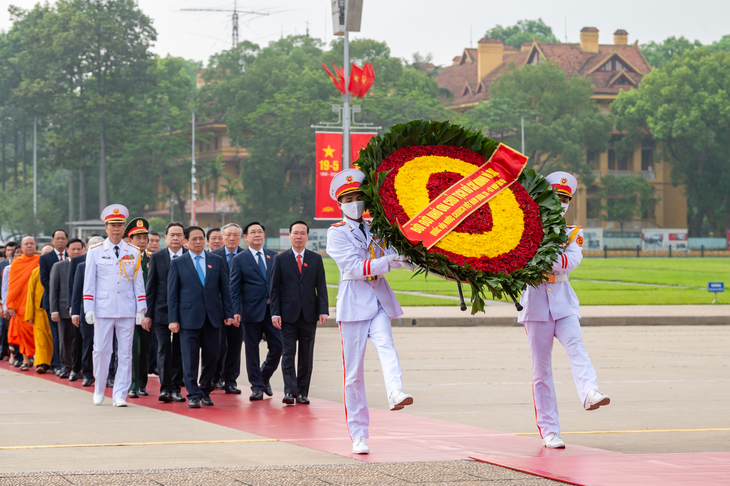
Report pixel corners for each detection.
[195,255,205,286]
[256,251,267,278]
[227,251,232,263]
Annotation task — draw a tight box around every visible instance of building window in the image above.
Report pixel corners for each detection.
[617,153,628,171]
[598,57,627,72]
[587,198,601,219]
[608,149,616,170]
[641,149,653,171]
[528,50,540,65]
[586,150,595,165]
[198,141,203,153]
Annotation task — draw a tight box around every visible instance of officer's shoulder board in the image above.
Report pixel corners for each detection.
[88,241,103,249]
[566,225,583,229]
[127,242,140,251]
[331,221,346,227]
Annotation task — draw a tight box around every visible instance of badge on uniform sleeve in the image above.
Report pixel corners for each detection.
[577,235,583,247]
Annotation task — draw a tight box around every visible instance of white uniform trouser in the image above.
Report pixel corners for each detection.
[524,314,598,437]
[338,305,403,441]
[93,317,135,402]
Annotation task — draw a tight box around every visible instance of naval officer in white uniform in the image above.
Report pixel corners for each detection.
[518,171,610,449]
[83,204,147,407]
[326,168,414,455]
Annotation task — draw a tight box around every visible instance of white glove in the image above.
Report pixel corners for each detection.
[85,311,96,325]
[135,312,144,325]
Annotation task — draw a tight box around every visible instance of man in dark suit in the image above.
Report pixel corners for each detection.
[39,229,68,373]
[271,221,329,405]
[211,223,243,393]
[168,226,234,408]
[230,221,282,401]
[143,222,187,403]
[49,238,85,379]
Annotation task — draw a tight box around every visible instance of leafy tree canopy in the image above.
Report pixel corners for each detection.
[485,19,559,48]
[465,61,612,185]
[612,47,730,236]
[597,175,658,234]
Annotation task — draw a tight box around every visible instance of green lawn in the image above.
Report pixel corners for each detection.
[322,257,729,305]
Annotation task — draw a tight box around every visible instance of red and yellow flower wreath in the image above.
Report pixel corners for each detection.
[377,145,543,275]
[356,120,566,313]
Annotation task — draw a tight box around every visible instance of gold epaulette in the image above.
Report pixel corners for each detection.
[331,221,346,227]
[127,242,140,251]
[567,225,583,229]
[89,241,103,249]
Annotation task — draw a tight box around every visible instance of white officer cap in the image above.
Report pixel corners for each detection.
[330,168,365,202]
[545,171,577,199]
[101,204,129,224]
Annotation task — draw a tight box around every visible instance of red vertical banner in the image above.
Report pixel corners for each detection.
[315,132,343,219]
[350,132,378,168]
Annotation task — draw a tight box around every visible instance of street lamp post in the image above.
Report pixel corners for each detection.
[191,110,197,226]
[521,115,526,155]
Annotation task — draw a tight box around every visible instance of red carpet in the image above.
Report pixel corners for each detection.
[4,361,729,484]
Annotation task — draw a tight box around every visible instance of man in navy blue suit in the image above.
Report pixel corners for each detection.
[168,226,234,408]
[39,229,68,374]
[230,222,282,401]
[211,223,244,394]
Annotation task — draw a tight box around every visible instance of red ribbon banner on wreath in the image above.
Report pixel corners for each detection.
[398,143,529,249]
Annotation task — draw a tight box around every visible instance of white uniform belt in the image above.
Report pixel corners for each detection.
[342,272,378,281]
[547,273,569,283]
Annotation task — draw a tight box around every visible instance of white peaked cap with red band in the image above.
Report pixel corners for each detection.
[101,204,129,224]
[546,171,577,199]
[330,168,366,202]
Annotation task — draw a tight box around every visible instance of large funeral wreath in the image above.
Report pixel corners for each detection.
[355,120,567,314]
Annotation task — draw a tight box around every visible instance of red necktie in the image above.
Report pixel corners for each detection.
[297,254,302,273]
[59,253,63,262]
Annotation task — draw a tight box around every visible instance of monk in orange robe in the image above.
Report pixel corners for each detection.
[6,237,40,371]
[26,245,55,372]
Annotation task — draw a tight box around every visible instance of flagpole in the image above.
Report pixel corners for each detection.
[342,24,351,169]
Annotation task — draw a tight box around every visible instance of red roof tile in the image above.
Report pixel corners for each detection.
[436,39,652,108]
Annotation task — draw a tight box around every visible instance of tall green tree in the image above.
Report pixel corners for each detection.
[612,47,730,236]
[641,36,702,68]
[485,19,559,48]
[597,175,658,234]
[469,61,612,184]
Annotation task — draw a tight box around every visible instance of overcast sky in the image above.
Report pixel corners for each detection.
[2,0,729,67]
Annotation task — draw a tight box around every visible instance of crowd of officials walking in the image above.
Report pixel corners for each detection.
[0,208,329,410]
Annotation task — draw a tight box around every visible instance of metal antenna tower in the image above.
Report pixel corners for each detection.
[181,1,270,47]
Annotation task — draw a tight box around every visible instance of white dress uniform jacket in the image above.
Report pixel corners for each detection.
[83,239,146,318]
[518,227,583,323]
[326,218,407,322]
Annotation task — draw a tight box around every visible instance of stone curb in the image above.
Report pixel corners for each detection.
[322,315,729,327]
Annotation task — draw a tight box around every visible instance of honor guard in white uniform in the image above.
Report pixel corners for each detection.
[518,172,610,449]
[326,169,414,455]
[83,204,147,407]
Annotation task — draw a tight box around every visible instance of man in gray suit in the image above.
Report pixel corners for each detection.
[49,238,85,379]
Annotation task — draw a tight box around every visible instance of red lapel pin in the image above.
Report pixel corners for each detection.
[266,254,271,259]
[207,265,212,268]
[303,263,308,267]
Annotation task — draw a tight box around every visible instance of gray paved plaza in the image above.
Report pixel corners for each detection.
[1,323,728,484]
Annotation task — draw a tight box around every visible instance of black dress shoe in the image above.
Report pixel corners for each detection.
[138,388,148,396]
[128,389,139,399]
[263,381,273,397]
[225,385,242,394]
[82,377,94,387]
[296,395,310,405]
[106,378,115,388]
[249,390,264,401]
[171,391,186,402]
[58,370,70,379]
[214,380,225,390]
[201,396,214,406]
[53,367,61,374]
[68,371,79,382]
[158,392,172,403]
[188,398,200,408]
[282,394,296,405]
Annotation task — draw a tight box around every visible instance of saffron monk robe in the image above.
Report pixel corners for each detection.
[6,237,41,370]
[518,171,610,449]
[26,245,55,372]
[325,168,414,455]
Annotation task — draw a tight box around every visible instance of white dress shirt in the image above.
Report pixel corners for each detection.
[189,250,206,278]
[248,246,267,269]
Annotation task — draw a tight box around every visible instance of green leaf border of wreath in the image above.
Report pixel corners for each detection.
[356,119,567,314]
